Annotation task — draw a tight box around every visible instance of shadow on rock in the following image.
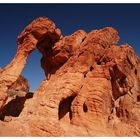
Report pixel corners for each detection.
[0,92,33,121]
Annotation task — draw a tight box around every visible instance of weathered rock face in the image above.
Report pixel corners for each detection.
[0,17,140,136]
[0,75,31,122]
[8,75,29,94]
[0,17,61,111]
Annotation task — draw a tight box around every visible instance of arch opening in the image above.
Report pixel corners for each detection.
[22,49,45,92]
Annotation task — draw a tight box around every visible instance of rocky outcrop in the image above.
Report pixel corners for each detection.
[0,17,61,111]
[8,75,29,96]
[0,75,31,122]
[0,17,140,136]
[40,29,87,79]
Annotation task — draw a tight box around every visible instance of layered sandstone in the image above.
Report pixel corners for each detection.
[0,17,61,111]
[0,17,140,136]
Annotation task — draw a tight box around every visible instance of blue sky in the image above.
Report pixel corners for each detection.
[0,4,140,91]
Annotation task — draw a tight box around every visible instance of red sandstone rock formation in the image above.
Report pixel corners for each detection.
[8,75,29,94]
[0,17,61,111]
[0,17,140,136]
[0,75,31,122]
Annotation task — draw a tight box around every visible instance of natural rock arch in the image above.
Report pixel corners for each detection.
[0,17,61,112]
[0,17,140,136]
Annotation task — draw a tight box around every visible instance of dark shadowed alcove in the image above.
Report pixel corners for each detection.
[58,95,76,120]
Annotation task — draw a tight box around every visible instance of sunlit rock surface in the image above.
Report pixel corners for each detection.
[0,17,140,136]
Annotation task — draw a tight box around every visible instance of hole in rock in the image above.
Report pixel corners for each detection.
[81,37,86,43]
[137,95,140,102]
[135,69,137,75]
[83,72,87,78]
[97,61,101,65]
[58,95,76,120]
[89,66,94,71]
[0,92,33,120]
[22,49,45,92]
[83,102,88,112]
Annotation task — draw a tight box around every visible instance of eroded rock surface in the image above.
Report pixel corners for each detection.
[0,17,140,136]
[0,75,31,122]
[0,17,61,111]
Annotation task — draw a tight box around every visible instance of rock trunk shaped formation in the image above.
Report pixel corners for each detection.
[0,17,140,136]
[0,17,61,111]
